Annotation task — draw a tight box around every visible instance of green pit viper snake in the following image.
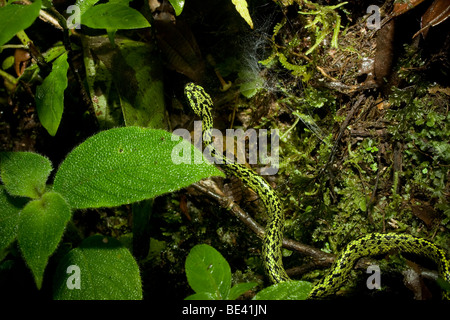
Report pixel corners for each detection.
[184,82,450,299]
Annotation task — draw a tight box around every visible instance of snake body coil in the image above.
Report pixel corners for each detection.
[184,82,450,299]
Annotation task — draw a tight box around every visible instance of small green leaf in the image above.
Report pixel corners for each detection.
[35,52,69,136]
[2,56,15,70]
[18,191,71,289]
[53,127,224,209]
[0,152,52,198]
[81,4,151,30]
[357,196,367,212]
[0,0,42,46]
[0,186,28,252]
[253,280,312,300]
[228,282,259,300]
[53,235,142,300]
[168,0,185,16]
[185,244,231,300]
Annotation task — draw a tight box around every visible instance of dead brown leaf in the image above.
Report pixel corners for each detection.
[415,0,450,38]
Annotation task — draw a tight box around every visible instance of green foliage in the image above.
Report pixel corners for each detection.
[80,3,151,30]
[35,52,69,136]
[184,244,311,300]
[1,0,448,302]
[0,152,52,198]
[53,235,142,300]
[253,280,312,300]
[260,1,348,81]
[0,186,27,252]
[0,0,41,46]
[83,37,165,129]
[53,127,224,209]
[18,191,71,289]
[0,152,71,288]
[168,0,185,16]
[384,45,450,238]
[185,244,258,300]
[303,86,336,109]
[259,18,314,81]
[231,0,254,29]
[0,0,153,134]
[299,1,347,55]
[278,53,311,81]
[74,0,100,16]
[0,127,224,298]
[238,69,265,98]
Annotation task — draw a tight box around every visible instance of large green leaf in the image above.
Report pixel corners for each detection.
[53,127,224,209]
[0,186,27,252]
[81,4,150,30]
[17,191,71,289]
[185,244,231,300]
[53,235,142,300]
[0,0,42,46]
[35,52,69,136]
[0,152,52,198]
[252,280,312,300]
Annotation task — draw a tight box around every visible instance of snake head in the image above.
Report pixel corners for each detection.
[184,82,213,119]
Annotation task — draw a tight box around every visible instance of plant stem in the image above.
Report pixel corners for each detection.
[0,69,18,85]
[15,30,31,47]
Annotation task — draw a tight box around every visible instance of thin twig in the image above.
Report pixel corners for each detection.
[21,0,63,30]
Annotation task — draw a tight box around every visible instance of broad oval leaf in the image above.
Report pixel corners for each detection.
[253,280,312,300]
[185,244,231,300]
[0,151,52,198]
[0,0,42,46]
[53,127,224,209]
[81,4,151,30]
[53,235,142,300]
[18,191,71,289]
[35,52,69,136]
